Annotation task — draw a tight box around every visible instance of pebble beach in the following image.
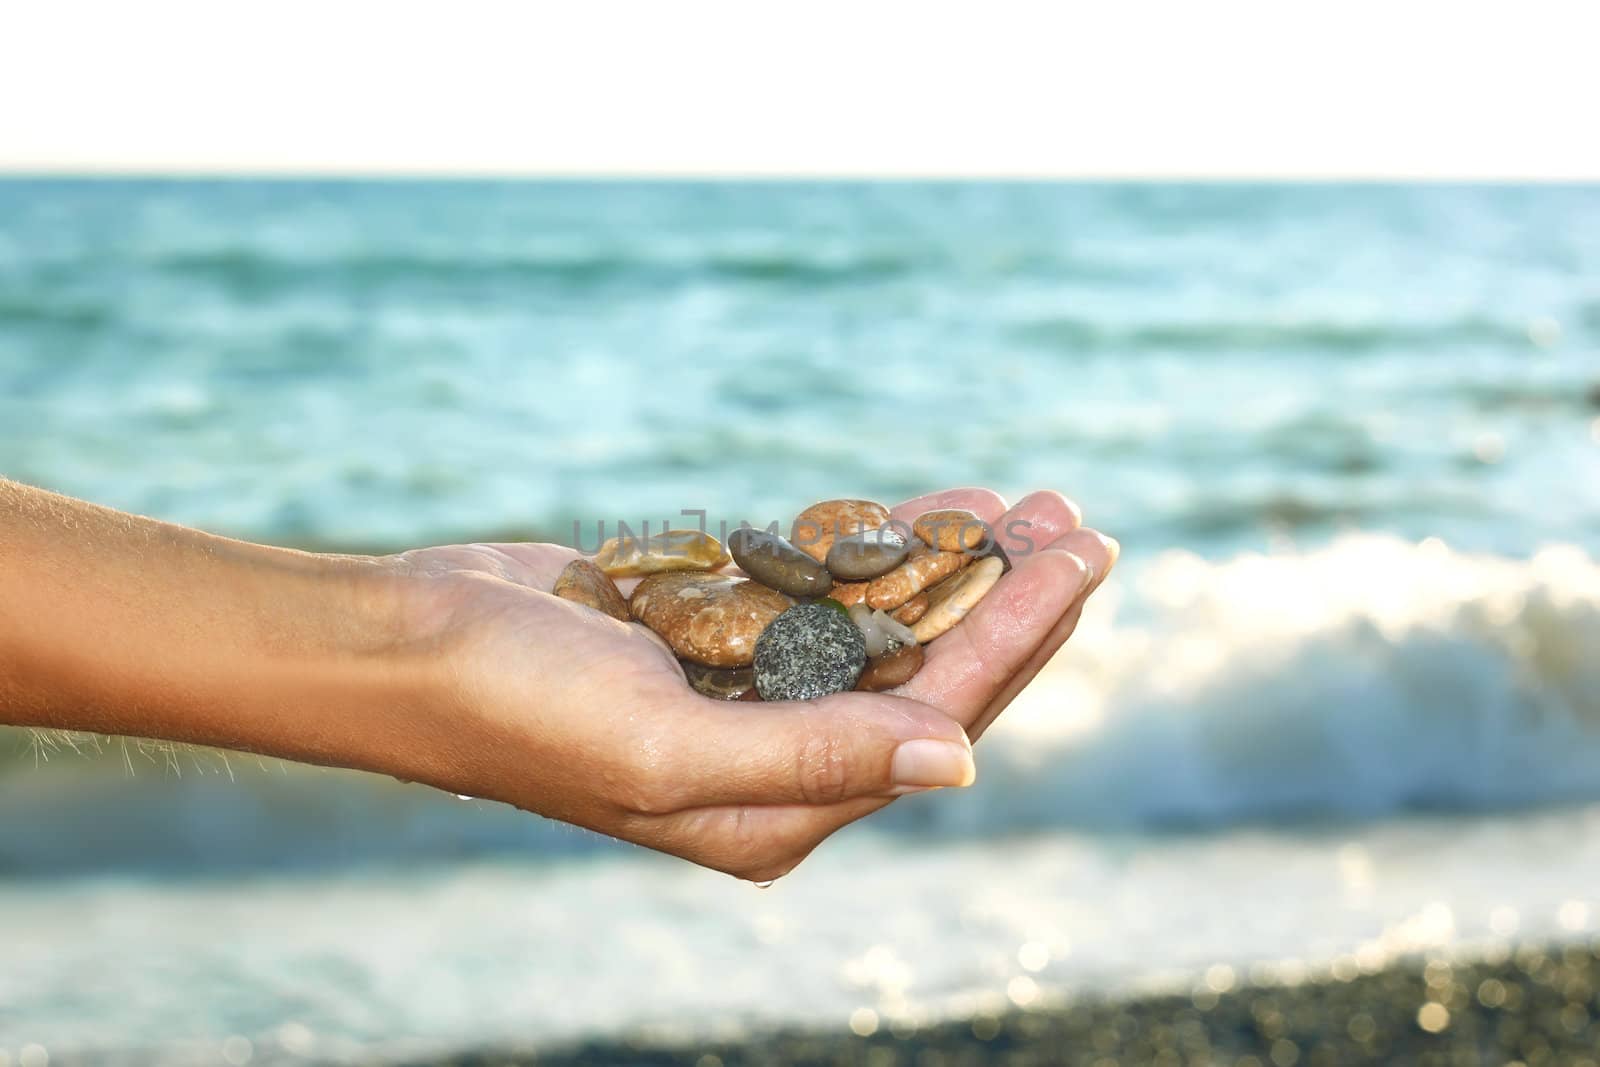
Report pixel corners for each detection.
[440,945,1600,1067]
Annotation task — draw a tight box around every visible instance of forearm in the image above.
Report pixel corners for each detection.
[0,478,446,776]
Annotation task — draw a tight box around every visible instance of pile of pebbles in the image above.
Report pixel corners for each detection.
[552,499,1007,702]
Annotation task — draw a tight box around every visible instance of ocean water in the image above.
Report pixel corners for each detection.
[3,180,1600,1063]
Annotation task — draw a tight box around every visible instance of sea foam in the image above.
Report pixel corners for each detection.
[933,534,1600,831]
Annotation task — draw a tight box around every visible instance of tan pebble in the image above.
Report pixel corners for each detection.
[552,558,631,621]
[911,556,1004,643]
[912,508,991,552]
[830,580,870,607]
[790,499,891,564]
[892,592,929,625]
[856,643,925,692]
[866,543,969,610]
[630,572,792,667]
[593,528,731,578]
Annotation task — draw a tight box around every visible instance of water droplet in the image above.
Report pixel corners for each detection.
[753,879,775,889]
[455,794,475,801]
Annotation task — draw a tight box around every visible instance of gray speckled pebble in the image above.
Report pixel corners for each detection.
[753,603,867,701]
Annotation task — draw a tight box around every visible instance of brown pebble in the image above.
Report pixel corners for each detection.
[738,687,763,701]
[830,580,870,607]
[857,644,925,691]
[790,499,891,564]
[552,558,630,621]
[913,508,991,553]
[892,592,930,625]
[866,543,970,610]
[682,661,757,701]
[630,572,792,667]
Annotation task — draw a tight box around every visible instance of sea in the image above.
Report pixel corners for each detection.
[1,180,1598,1065]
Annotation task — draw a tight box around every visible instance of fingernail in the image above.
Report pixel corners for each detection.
[1063,550,1096,593]
[891,739,976,789]
[1096,532,1121,571]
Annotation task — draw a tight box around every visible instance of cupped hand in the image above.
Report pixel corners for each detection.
[383,488,1117,881]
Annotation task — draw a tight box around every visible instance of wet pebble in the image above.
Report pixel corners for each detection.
[593,528,731,578]
[857,643,925,691]
[630,572,792,667]
[753,603,867,701]
[790,499,891,564]
[847,603,918,657]
[892,592,930,625]
[552,558,630,621]
[729,527,832,597]
[682,661,757,701]
[826,526,911,581]
[830,580,869,607]
[913,508,992,553]
[911,555,1004,643]
[866,543,970,610]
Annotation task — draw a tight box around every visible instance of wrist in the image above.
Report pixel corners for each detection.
[244,550,465,784]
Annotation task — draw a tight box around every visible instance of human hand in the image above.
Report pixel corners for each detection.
[381,488,1117,882]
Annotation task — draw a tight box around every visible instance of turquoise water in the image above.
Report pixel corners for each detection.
[3,181,1597,554]
[4,182,1600,1063]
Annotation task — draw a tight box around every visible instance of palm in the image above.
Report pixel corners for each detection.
[389,488,1115,880]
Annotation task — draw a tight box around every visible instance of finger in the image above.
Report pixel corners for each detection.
[646,691,977,810]
[895,546,1094,723]
[967,600,1088,743]
[864,490,1084,715]
[890,487,1009,526]
[991,490,1083,556]
[968,532,1119,742]
[896,527,1114,727]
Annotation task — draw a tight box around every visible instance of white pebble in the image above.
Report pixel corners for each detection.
[873,609,918,648]
[849,603,890,656]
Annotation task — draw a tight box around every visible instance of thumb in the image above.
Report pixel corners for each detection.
[662,691,977,809]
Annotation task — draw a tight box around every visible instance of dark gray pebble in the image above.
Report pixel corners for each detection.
[825,527,910,581]
[682,661,757,701]
[729,527,833,598]
[753,603,867,701]
[978,534,1012,573]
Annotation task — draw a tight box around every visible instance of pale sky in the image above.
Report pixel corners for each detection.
[2,1,1597,176]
